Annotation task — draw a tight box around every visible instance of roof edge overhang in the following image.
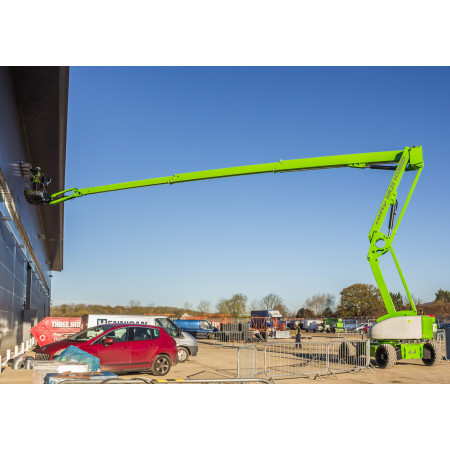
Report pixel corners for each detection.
[11,66,69,271]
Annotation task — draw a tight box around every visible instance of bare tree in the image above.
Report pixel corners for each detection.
[128,299,141,308]
[183,301,193,312]
[128,299,143,314]
[261,293,282,310]
[198,300,211,314]
[260,293,289,317]
[305,293,334,317]
[249,299,262,312]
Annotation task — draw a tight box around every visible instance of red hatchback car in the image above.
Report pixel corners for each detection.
[34,324,178,375]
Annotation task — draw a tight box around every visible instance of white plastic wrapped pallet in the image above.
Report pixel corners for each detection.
[31,361,89,384]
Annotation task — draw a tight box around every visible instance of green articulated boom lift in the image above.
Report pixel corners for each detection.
[21,145,442,368]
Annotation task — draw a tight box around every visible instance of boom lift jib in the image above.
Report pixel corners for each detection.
[22,145,442,368]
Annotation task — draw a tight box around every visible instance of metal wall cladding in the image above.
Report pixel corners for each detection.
[0,219,47,353]
[0,68,50,354]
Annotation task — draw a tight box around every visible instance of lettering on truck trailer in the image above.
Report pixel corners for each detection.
[96,319,148,325]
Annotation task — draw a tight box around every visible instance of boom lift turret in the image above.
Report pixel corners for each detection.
[22,145,442,368]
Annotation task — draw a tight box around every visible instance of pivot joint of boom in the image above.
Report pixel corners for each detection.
[50,188,84,205]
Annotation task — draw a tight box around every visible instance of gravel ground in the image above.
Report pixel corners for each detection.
[1,335,449,384]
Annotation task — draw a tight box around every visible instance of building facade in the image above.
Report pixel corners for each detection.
[0,67,68,354]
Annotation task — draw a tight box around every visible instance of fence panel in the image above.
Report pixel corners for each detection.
[58,377,273,384]
[327,340,370,374]
[434,331,447,360]
[212,330,268,347]
[264,341,328,378]
[237,344,257,378]
[263,340,370,378]
[212,331,251,347]
[330,332,368,341]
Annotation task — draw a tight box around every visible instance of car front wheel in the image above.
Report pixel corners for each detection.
[177,347,189,363]
[152,354,172,376]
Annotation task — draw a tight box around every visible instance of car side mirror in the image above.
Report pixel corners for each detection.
[104,338,114,346]
[177,329,183,337]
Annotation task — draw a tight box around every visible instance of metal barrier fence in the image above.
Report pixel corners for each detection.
[237,344,258,378]
[327,340,370,374]
[264,341,328,378]
[1,337,36,367]
[434,330,447,360]
[330,331,368,341]
[211,330,269,347]
[58,377,273,384]
[212,330,252,347]
[264,340,371,379]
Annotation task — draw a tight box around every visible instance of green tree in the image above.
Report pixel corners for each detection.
[296,307,314,318]
[322,297,336,317]
[434,289,450,303]
[389,291,405,310]
[337,283,384,317]
[216,293,248,318]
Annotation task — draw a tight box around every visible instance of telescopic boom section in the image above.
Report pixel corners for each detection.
[49,146,423,321]
[49,148,421,203]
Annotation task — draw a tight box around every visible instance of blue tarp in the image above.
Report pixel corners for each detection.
[53,345,100,372]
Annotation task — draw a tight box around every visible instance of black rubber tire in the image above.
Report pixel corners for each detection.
[375,344,397,369]
[177,347,189,363]
[338,342,357,363]
[422,341,443,366]
[207,332,214,340]
[152,354,172,376]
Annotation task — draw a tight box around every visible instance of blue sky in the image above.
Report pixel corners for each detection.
[51,67,450,312]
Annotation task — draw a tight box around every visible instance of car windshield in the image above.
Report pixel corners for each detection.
[156,318,178,338]
[66,325,112,342]
[201,321,212,330]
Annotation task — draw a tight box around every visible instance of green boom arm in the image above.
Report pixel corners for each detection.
[49,146,424,320]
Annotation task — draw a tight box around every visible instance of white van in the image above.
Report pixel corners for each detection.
[81,314,198,363]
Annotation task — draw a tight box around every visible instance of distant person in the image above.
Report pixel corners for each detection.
[295,324,302,349]
[252,329,263,342]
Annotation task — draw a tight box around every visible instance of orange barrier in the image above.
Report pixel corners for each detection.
[250,317,286,332]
